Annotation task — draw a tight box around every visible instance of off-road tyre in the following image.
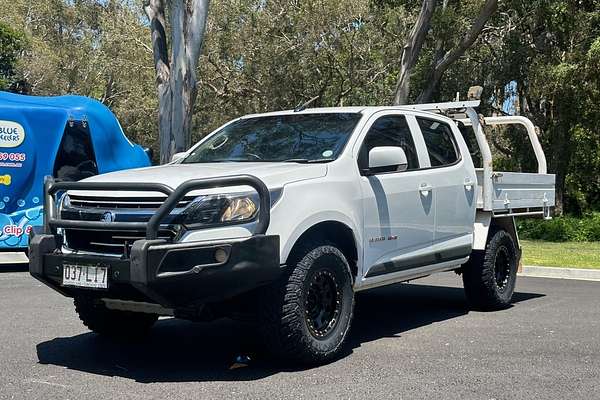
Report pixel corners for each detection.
[462,229,518,311]
[258,242,355,365]
[74,296,158,338]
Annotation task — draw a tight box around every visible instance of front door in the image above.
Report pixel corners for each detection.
[357,112,435,279]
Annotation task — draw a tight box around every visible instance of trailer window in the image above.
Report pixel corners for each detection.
[417,117,459,167]
[358,115,419,172]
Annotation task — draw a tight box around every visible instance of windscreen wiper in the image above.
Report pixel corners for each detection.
[282,158,334,163]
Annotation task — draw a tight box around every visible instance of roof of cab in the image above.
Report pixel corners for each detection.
[239,105,449,121]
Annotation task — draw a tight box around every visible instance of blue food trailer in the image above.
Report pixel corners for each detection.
[0,92,151,250]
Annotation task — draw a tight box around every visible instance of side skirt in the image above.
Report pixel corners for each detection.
[356,256,469,292]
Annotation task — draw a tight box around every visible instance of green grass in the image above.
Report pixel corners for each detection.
[520,240,600,269]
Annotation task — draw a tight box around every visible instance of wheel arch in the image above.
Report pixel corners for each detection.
[473,211,521,258]
[284,220,359,280]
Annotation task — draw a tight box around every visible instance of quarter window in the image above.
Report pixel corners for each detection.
[359,115,419,172]
[417,117,460,167]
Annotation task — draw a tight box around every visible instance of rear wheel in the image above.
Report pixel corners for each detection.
[74,296,158,338]
[462,229,518,310]
[258,243,354,365]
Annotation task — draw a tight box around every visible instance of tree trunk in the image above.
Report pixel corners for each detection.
[392,0,436,105]
[549,124,572,216]
[145,0,211,164]
[417,0,497,103]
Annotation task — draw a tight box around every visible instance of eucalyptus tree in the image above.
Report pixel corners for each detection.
[144,0,211,164]
[391,0,498,105]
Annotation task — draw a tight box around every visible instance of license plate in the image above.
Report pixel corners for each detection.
[62,264,108,289]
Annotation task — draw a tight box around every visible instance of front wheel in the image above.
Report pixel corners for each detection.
[259,243,355,365]
[462,229,518,311]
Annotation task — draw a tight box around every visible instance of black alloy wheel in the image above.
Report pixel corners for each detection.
[305,269,342,338]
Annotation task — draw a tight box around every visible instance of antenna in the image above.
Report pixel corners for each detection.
[294,96,320,112]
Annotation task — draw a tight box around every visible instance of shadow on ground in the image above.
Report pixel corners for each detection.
[0,262,29,273]
[36,282,544,383]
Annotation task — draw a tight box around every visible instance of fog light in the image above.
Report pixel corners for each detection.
[214,248,228,263]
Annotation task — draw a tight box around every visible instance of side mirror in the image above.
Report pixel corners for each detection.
[171,152,187,163]
[368,146,408,174]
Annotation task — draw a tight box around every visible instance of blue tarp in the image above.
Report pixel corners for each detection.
[0,92,151,249]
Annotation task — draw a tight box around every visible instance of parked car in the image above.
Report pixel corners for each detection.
[0,92,151,250]
[29,100,555,364]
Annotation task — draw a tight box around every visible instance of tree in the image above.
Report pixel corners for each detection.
[497,0,600,214]
[392,0,435,105]
[144,0,211,164]
[417,0,497,103]
[0,0,160,152]
[392,0,498,105]
[0,22,25,90]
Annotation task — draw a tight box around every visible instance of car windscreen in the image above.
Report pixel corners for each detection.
[182,113,362,163]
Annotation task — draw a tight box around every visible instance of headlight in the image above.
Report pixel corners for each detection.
[221,197,257,221]
[180,193,258,226]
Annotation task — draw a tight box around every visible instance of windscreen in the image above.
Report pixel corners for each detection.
[183,113,362,163]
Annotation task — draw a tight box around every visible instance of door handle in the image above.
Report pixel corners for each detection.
[464,178,475,191]
[419,183,433,196]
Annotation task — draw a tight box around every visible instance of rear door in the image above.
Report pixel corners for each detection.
[413,115,477,259]
[357,112,435,279]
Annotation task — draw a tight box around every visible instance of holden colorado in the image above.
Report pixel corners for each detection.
[29,99,555,364]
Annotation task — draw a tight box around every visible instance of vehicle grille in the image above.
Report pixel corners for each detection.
[64,228,176,255]
[69,194,196,210]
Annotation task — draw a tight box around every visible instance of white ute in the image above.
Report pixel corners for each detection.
[29,98,555,364]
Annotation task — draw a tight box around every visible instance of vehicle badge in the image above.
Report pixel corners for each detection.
[100,211,115,223]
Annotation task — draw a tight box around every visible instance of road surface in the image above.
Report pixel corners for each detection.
[1,266,598,399]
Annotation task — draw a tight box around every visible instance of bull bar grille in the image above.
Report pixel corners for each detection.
[43,175,271,244]
[69,194,196,210]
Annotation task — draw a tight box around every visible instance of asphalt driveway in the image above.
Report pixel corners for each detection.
[0,266,598,399]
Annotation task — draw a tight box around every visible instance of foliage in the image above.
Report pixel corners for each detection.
[1,0,599,217]
[518,213,600,242]
[195,0,407,141]
[0,22,25,90]
[0,0,159,151]
[477,0,600,214]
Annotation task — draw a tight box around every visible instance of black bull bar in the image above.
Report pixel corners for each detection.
[29,175,281,308]
[42,174,271,238]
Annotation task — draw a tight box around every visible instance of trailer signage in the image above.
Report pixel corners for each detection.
[0,120,25,148]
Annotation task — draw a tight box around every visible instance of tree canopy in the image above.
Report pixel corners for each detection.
[1,0,599,214]
[0,21,25,90]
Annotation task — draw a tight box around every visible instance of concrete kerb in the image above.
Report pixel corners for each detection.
[519,265,600,282]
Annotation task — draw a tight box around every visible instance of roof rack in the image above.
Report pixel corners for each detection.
[398,100,481,112]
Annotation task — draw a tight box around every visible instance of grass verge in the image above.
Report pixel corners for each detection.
[520,240,600,269]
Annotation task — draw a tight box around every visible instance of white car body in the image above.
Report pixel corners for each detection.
[69,102,555,291]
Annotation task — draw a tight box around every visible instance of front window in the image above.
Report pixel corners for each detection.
[183,113,362,164]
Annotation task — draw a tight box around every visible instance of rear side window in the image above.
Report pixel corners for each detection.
[417,117,460,167]
[359,115,419,171]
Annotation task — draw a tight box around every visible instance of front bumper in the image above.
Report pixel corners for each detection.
[29,233,280,307]
[29,175,279,308]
